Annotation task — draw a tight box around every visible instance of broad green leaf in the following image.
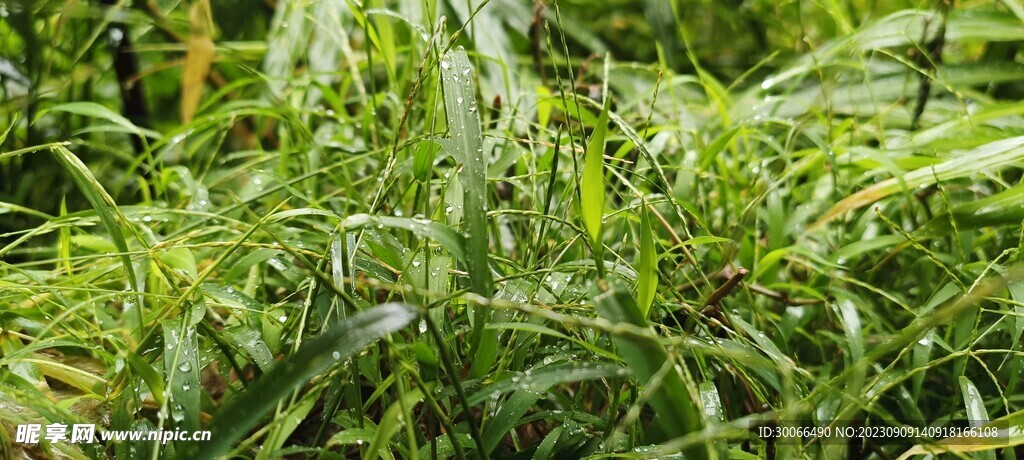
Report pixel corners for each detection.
[191,303,418,460]
[439,47,491,296]
[327,427,376,447]
[70,234,117,254]
[159,247,198,281]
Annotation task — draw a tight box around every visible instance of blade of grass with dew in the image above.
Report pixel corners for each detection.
[593,282,712,460]
[339,213,469,263]
[581,98,610,266]
[479,362,627,455]
[440,47,495,378]
[50,144,145,339]
[189,303,418,460]
[162,319,201,434]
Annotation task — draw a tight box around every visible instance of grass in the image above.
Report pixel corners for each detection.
[2,0,1024,459]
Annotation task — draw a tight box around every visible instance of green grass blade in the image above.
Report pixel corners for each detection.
[814,136,1024,228]
[479,362,626,455]
[162,319,201,434]
[581,99,610,260]
[365,386,427,460]
[50,144,144,337]
[0,113,16,145]
[37,102,159,138]
[339,213,469,263]
[896,405,1022,460]
[191,303,418,460]
[439,47,490,296]
[593,283,711,460]
[440,46,496,378]
[636,204,657,317]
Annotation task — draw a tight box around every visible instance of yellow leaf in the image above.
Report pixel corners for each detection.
[181,0,215,123]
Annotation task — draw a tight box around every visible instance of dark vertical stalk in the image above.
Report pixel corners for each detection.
[100,0,150,154]
[911,0,951,130]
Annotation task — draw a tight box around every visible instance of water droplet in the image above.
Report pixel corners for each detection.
[142,215,152,222]
[178,362,192,373]
[278,315,287,323]
[332,351,341,360]
[440,60,450,70]
[418,320,427,333]
[172,405,185,422]
[456,97,464,105]
[182,382,191,391]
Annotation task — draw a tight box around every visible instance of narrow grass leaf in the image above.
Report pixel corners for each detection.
[51,145,143,336]
[636,205,657,316]
[365,386,426,460]
[814,136,1024,229]
[439,47,492,296]
[593,284,711,460]
[917,185,1024,236]
[37,102,158,138]
[223,327,275,373]
[0,113,16,145]
[191,303,418,460]
[162,320,201,433]
[340,213,467,262]
[959,377,991,427]
[581,99,610,248]
[440,47,496,378]
[479,362,626,454]
[125,349,166,407]
[682,235,732,246]
[896,409,1024,459]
